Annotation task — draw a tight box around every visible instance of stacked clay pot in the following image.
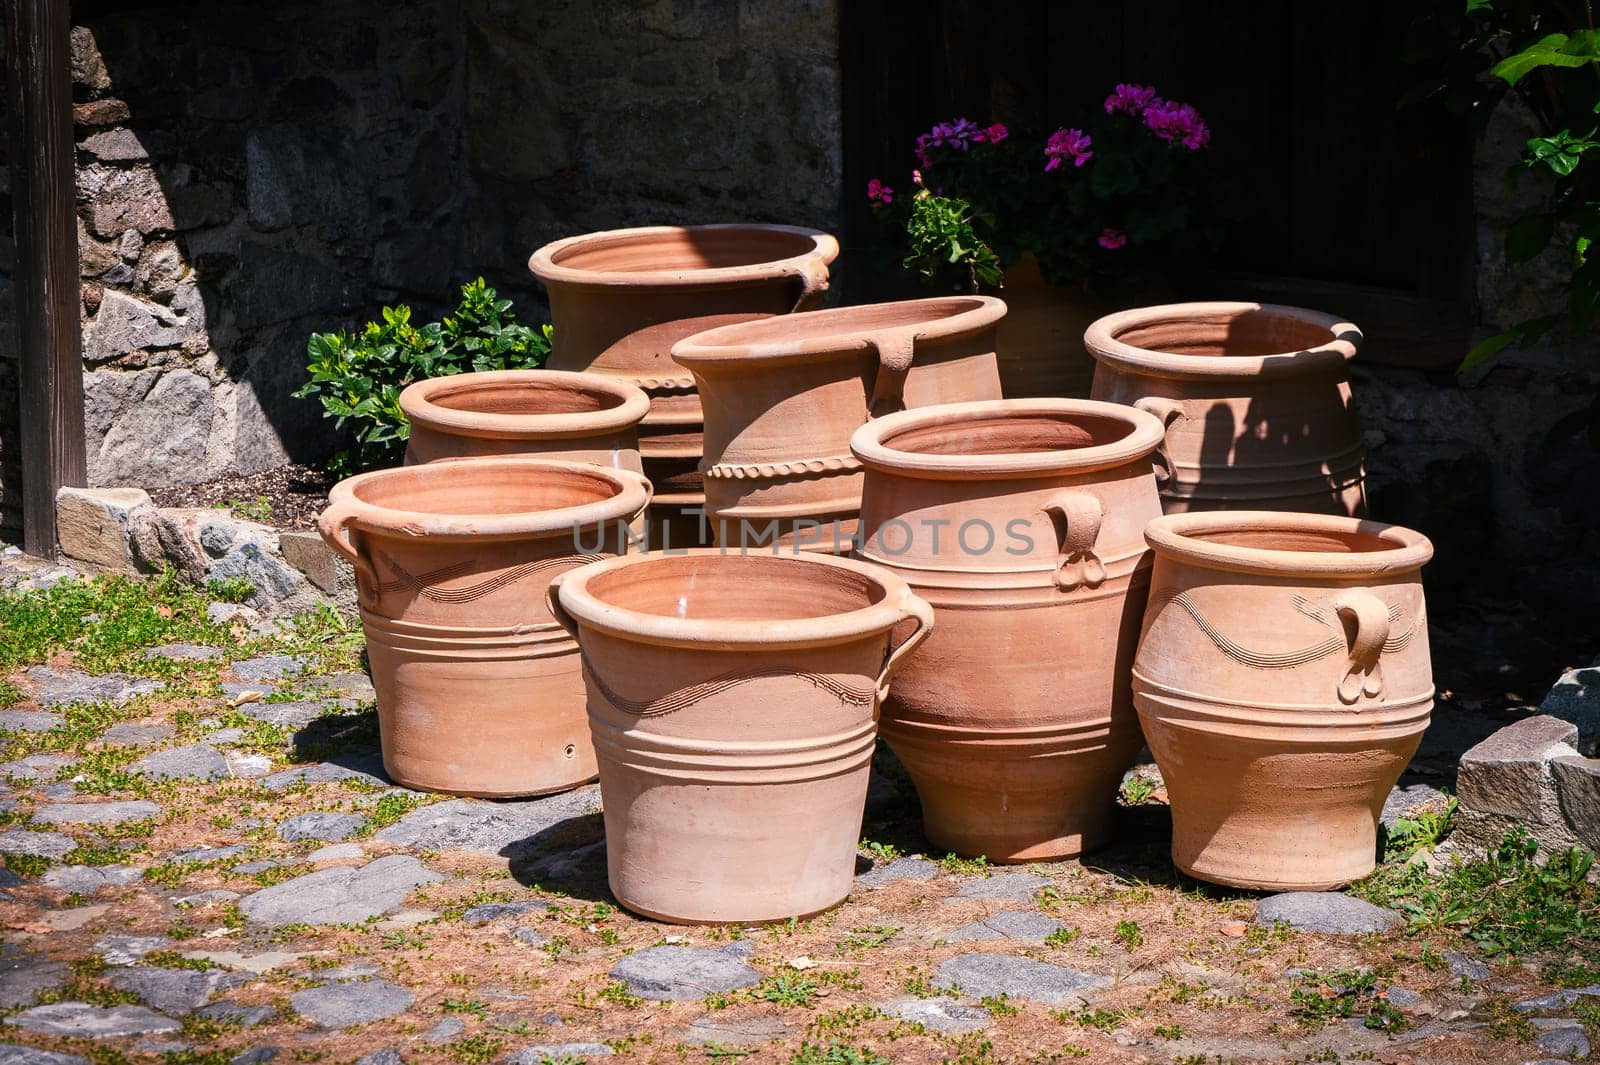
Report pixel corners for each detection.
[671,297,1005,552]
[318,457,650,798]
[852,399,1166,861]
[1132,511,1434,889]
[1086,302,1368,516]
[399,369,649,473]
[548,551,933,923]
[529,224,840,546]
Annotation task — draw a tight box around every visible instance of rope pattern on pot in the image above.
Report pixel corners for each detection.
[375,550,607,604]
[1151,589,1412,669]
[580,653,875,717]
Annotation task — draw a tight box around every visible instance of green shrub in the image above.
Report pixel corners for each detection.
[296,278,553,476]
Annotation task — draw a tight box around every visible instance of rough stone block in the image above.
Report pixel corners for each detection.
[1553,754,1600,852]
[279,531,345,594]
[56,487,151,573]
[1456,715,1579,820]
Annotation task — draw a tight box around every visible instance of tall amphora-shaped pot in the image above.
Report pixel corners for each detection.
[529,225,839,545]
[400,369,649,472]
[1133,512,1434,889]
[852,399,1166,861]
[672,297,1005,553]
[1087,302,1367,516]
[548,551,933,924]
[318,458,650,798]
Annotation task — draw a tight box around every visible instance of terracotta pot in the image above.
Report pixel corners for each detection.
[318,457,650,798]
[547,550,933,924]
[851,398,1165,861]
[993,254,1106,399]
[671,297,1006,553]
[399,369,650,472]
[1085,302,1368,516]
[1132,511,1434,890]
[529,224,840,545]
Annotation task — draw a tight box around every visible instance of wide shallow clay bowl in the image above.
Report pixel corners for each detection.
[529,224,839,544]
[548,550,933,924]
[852,398,1165,861]
[399,369,649,471]
[318,457,650,798]
[1132,511,1434,890]
[1086,302,1367,516]
[672,297,1005,553]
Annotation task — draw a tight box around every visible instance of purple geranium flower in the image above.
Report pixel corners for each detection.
[867,179,894,206]
[1144,100,1211,150]
[1097,228,1128,250]
[1044,127,1094,171]
[1104,83,1159,116]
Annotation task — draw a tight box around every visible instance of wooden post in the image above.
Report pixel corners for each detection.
[5,0,84,558]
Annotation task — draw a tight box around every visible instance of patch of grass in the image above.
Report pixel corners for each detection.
[357,790,434,834]
[64,843,136,866]
[3,853,50,878]
[702,1045,756,1060]
[597,981,642,1008]
[938,853,988,875]
[1044,925,1081,948]
[843,925,899,950]
[978,994,1018,1017]
[1119,774,1160,806]
[141,951,218,972]
[179,1013,240,1040]
[39,978,141,1008]
[859,838,901,863]
[1154,1024,1184,1040]
[1289,969,1406,1032]
[756,974,820,1008]
[1379,794,1458,861]
[1357,830,1600,958]
[787,1043,889,1065]
[205,577,257,604]
[1544,959,1600,988]
[0,679,21,707]
[222,496,273,523]
[445,1035,507,1065]
[807,1005,886,1037]
[1486,997,1535,1042]
[1114,919,1143,949]
[442,997,488,1018]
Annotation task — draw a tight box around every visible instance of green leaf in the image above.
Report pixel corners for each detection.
[1458,330,1516,372]
[1491,31,1600,85]
[1505,213,1556,263]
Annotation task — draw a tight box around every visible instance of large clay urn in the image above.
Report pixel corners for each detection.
[1086,302,1367,516]
[852,399,1165,861]
[399,369,649,471]
[317,457,650,798]
[992,254,1105,399]
[528,224,839,546]
[547,550,933,924]
[1132,511,1434,890]
[671,297,1005,553]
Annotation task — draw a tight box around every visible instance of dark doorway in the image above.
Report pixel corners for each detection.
[841,1,1476,366]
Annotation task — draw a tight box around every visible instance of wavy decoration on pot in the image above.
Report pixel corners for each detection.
[1150,588,1416,702]
[581,655,874,717]
[375,551,608,604]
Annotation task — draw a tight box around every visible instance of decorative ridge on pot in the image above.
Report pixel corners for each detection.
[672,295,1005,369]
[529,224,839,297]
[1084,301,1361,380]
[1144,510,1433,578]
[399,370,649,442]
[319,456,650,552]
[852,397,1165,481]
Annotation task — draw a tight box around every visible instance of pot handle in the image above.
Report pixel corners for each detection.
[789,258,831,313]
[866,331,916,419]
[874,591,935,703]
[1333,588,1390,705]
[544,572,581,641]
[1042,490,1105,591]
[316,503,379,609]
[1133,397,1184,487]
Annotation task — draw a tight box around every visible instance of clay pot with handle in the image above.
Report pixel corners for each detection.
[547,550,933,924]
[399,369,649,472]
[671,297,1005,553]
[1132,511,1434,890]
[529,224,839,545]
[1086,302,1367,516]
[851,398,1166,861]
[317,457,650,798]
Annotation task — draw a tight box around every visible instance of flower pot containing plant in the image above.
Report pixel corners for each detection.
[528,225,841,546]
[851,398,1165,861]
[399,369,650,471]
[546,550,933,924]
[317,457,650,798]
[867,89,1221,399]
[670,297,1005,553]
[1132,511,1434,890]
[1085,302,1368,516]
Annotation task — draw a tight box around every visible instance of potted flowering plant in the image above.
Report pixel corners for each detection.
[869,85,1224,396]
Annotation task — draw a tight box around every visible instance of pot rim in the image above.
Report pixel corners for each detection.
[1144,511,1433,578]
[323,456,651,543]
[399,369,650,441]
[528,224,840,290]
[1084,301,1362,380]
[553,549,917,650]
[850,398,1165,479]
[670,296,1006,366]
